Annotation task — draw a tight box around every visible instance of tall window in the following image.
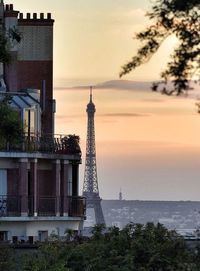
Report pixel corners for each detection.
[24,109,35,136]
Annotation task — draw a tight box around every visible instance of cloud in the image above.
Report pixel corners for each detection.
[56,114,84,121]
[140,98,166,103]
[100,113,151,118]
[54,87,69,91]
[98,119,118,124]
[54,86,88,91]
[56,112,150,125]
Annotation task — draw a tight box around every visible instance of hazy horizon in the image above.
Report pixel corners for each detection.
[54,82,200,201]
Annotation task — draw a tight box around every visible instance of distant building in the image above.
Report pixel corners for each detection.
[119,188,122,201]
[101,200,200,234]
[0,2,85,243]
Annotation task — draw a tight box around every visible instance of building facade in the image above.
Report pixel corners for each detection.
[3,2,54,135]
[0,2,85,243]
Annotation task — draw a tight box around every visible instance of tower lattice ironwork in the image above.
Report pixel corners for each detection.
[83,87,105,225]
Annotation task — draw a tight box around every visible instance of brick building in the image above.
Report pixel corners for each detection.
[0,1,85,243]
[4,2,54,135]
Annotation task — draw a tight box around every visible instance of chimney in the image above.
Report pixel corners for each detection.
[47,13,51,19]
[27,13,30,19]
[40,13,44,19]
[33,13,37,19]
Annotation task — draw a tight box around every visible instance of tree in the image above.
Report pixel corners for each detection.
[0,246,15,271]
[13,223,200,270]
[61,135,81,154]
[0,27,21,64]
[66,223,197,271]
[0,97,23,147]
[120,0,200,95]
[0,31,11,63]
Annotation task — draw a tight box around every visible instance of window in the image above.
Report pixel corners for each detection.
[38,231,48,242]
[0,231,8,241]
[24,109,35,136]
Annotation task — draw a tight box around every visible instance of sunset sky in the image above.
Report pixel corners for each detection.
[12,0,177,81]
[11,0,200,200]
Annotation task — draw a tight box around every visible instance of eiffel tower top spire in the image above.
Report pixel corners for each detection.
[90,86,92,102]
[87,86,95,114]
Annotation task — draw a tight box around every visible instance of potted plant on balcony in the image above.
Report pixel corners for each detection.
[57,135,81,155]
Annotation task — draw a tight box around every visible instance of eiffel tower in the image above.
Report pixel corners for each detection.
[83,87,105,225]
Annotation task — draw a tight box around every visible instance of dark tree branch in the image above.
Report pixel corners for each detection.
[120,0,200,94]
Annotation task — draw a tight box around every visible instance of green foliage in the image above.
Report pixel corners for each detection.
[61,135,81,154]
[65,229,77,241]
[120,0,200,94]
[0,30,10,63]
[8,26,21,43]
[0,246,15,271]
[0,97,23,146]
[21,241,70,271]
[10,223,200,271]
[91,223,106,240]
[0,27,21,64]
[66,223,198,271]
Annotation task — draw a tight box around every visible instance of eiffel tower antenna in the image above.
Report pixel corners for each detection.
[83,86,105,225]
[90,85,92,102]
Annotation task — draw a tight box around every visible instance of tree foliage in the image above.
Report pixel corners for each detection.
[61,135,81,154]
[120,0,200,95]
[0,27,21,64]
[66,223,197,271]
[18,223,200,271]
[0,30,10,63]
[0,97,23,146]
[0,246,15,271]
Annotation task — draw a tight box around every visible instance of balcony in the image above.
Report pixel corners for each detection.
[0,196,21,217]
[0,195,86,218]
[0,134,81,155]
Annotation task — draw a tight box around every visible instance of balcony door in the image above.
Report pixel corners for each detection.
[0,170,7,195]
[0,170,7,216]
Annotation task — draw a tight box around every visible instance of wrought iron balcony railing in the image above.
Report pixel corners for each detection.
[0,195,21,217]
[0,134,81,154]
[0,195,86,218]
